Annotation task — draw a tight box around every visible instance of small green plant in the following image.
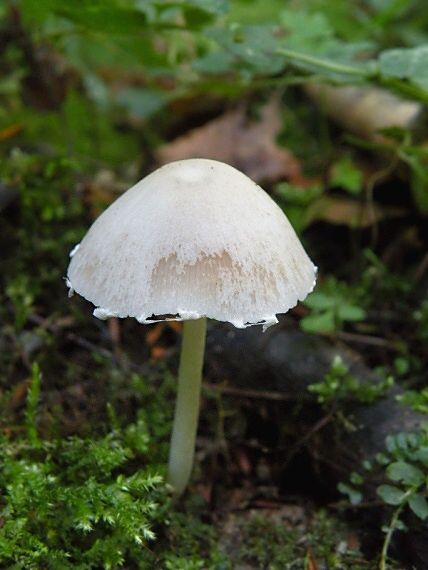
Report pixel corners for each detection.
[309,355,393,406]
[377,431,428,570]
[359,249,411,303]
[301,277,366,333]
[274,182,324,233]
[5,275,35,333]
[25,362,42,446]
[339,429,428,570]
[338,471,365,506]
[330,157,364,196]
[396,388,428,415]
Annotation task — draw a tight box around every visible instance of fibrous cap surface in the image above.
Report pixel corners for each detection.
[67,159,316,329]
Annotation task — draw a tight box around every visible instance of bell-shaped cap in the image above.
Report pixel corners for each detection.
[67,159,316,329]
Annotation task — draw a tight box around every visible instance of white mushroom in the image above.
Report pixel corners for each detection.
[67,158,317,497]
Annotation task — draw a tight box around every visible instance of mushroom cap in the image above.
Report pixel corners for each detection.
[67,159,316,329]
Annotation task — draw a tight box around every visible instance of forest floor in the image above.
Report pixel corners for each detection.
[1,2,428,569]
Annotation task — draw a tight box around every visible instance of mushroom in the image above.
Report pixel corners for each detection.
[66,158,317,497]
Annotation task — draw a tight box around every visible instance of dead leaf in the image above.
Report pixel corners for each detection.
[151,345,171,361]
[235,446,252,476]
[156,97,303,184]
[0,123,23,141]
[306,195,404,228]
[347,532,361,551]
[11,379,31,409]
[146,321,181,344]
[145,323,165,347]
[306,546,319,570]
[167,320,182,334]
[193,481,213,504]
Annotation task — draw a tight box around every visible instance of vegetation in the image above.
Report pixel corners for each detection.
[1,0,428,568]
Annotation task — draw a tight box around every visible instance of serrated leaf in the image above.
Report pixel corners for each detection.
[377,484,408,505]
[408,494,428,520]
[387,461,425,487]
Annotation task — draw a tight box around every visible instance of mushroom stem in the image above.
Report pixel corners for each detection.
[168,317,207,498]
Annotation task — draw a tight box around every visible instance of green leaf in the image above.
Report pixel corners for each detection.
[304,292,336,310]
[20,0,59,24]
[416,447,428,466]
[277,43,374,82]
[379,46,428,91]
[400,150,428,215]
[350,471,364,485]
[393,357,410,376]
[386,461,425,487]
[280,10,334,52]
[330,158,364,196]
[408,494,428,520]
[300,311,335,333]
[193,51,236,74]
[177,0,229,25]
[337,304,366,322]
[377,484,408,506]
[204,24,285,74]
[57,4,150,36]
[338,482,362,505]
[115,88,169,119]
[275,182,323,206]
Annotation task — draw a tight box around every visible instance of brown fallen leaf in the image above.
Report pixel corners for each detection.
[306,545,319,570]
[150,345,172,361]
[0,123,23,141]
[306,195,404,228]
[167,321,182,334]
[145,322,165,347]
[347,532,361,551]
[235,446,252,476]
[145,321,181,346]
[156,96,303,184]
[10,379,31,409]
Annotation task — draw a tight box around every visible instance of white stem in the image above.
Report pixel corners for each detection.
[167,318,207,498]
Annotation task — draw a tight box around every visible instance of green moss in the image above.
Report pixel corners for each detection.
[0,423,165,569]
[239,510,368,570]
